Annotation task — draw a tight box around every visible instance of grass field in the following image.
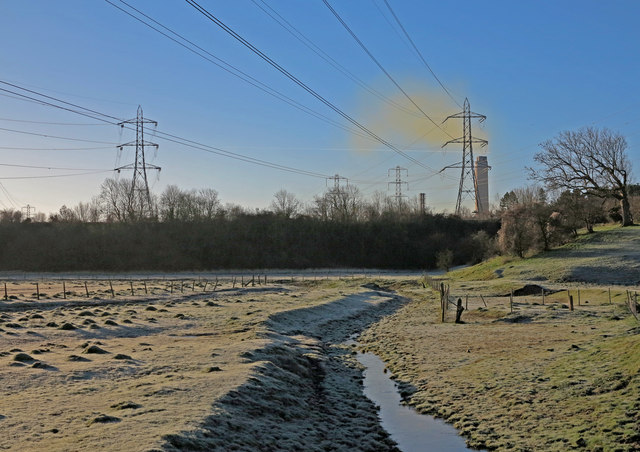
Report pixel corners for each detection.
[359,226,640,451]
[1,226,638,451]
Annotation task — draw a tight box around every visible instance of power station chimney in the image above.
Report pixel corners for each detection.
[475,156,489,214]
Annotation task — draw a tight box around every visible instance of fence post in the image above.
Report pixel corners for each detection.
[578,289,581,306]
[480,294,487,307]
[130,281,134,296]
[569,295,574,311]
[455,298,465,323]
[510,289,514,313]
[63,280,66,299]
[542,288,545,305]
[180,281,184,293]
[608,288,612,305]
[36,283,40,300]
[465,294,468,310]
[4,282,7,301]
[143,281,148,295]
[84,281,89,298]
[440,282,445,323]
[109,280,115,298]
[202,281,208,292]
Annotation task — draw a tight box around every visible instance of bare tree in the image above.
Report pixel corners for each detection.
[197,188,221,220]
[0,209,22,223]
[530,127,633,226]
[270,189,301,218]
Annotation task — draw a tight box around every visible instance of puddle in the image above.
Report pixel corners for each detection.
[357,351,475,452]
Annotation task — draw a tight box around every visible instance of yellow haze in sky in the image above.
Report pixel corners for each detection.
[350,83,489,154]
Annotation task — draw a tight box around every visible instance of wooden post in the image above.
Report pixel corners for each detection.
[4,282,7,301]
[608,287,612,305]
[232,277,236,288]
[578,289,581,306]
[252,275,255,287]
[109,280,115,298]
[455,298,465,324]
[192,280,195,292]
[170,282,174,294]
[510,289,514,313]
[180,281,184,293]
[63,281,66,299]
[542,288,545,305]
[241,275,244,286]
[84,281,89,298]
[36,283,40,300]
[567,290,571,304]
[143,281,148,294]
[202,281,208,292]
[569,295,574,311]
[440,282,446,323]
[480,294,487,307]
[465,294,468,310]
[130,281,134,296]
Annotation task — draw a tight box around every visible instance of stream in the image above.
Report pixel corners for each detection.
[356,350,474,452]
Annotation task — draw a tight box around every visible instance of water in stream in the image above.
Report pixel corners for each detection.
[357,351,474,452]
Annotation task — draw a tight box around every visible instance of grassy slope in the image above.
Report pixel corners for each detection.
[360,225,640,451]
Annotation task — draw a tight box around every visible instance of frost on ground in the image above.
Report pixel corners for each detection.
[163,289,406,452]
[0,280,406,451]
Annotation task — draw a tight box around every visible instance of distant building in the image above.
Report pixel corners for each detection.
[475,156,489,214]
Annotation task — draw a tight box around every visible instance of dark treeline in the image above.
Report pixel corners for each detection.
[0,213,499,272]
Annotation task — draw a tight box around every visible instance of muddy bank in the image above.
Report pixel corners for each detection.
[161,289,407,451]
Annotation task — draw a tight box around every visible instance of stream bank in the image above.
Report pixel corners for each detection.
[162,288,407,451]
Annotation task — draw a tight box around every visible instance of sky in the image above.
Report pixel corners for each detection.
[1,0,639,216]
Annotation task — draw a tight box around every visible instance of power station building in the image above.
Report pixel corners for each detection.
[475,156,489,214]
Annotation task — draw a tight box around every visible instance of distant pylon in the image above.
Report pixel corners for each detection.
[388,166,408,204]
[441,98,487,215]
[326,174,348,192]
[21,204,35,221]
[115,105,160,217]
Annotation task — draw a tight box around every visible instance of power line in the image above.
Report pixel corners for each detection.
[249,0,423,119]
[0,163,107,171]
[322,0,453,137]
[104,0,373,143]
[0,126,118,144]
[0,145,113,151]
[184,0,440,174]
[0,117,109,126]
[0,170,111,180]
[2,79,331,180]
[381,0,461,108]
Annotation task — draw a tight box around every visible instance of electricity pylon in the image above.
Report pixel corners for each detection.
[441,98,487,215]
[326,174,348,192]
[115,105,160,218]
[388,166,408,204]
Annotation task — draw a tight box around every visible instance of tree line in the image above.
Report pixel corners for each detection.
[0,212,498,272]
[0,125,633,270]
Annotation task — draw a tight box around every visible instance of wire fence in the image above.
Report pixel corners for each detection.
[423,275,640,323]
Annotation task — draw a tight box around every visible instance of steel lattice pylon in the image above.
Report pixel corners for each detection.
[115,105,160,218]
[441,98,487,215]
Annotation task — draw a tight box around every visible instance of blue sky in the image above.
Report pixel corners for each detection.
[1,0,639,215]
